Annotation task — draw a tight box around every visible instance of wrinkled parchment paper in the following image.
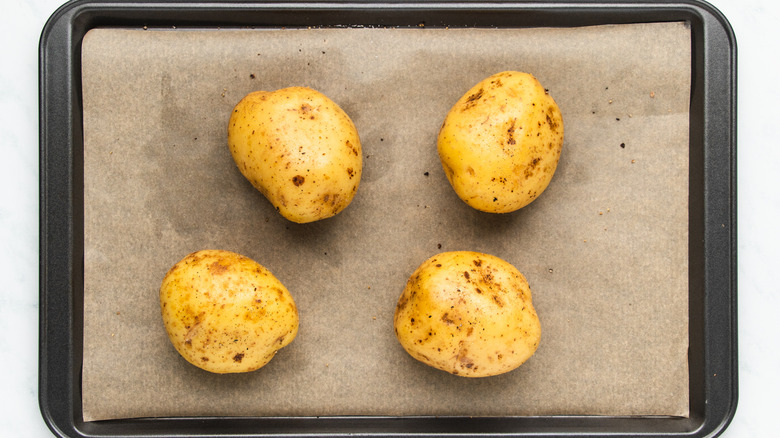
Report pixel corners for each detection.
[81,23,690,421]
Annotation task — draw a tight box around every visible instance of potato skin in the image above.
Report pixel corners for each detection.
[394,251,541,377]
[437,71,563,213]
[228,87,362,223]
[160,250,298,374]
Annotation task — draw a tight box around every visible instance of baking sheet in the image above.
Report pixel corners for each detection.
[81,22,690,421]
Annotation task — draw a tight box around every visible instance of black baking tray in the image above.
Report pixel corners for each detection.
[39,0,737,437]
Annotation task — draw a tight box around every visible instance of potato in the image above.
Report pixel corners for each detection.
[437,71,563,213]
[160,250,298,374]
[228,87,362,223]
[394,251,541,377]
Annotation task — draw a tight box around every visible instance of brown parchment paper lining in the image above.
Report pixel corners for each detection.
[81,23,690,422]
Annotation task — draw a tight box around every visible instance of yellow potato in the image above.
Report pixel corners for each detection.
[394,251,541,377]
[160,250,298,374]
[437,71,563,213]
[228,87,362,223]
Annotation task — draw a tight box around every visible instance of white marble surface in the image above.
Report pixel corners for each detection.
[1,0,776,436]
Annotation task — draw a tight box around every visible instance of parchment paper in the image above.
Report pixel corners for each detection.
[81,23,690,421]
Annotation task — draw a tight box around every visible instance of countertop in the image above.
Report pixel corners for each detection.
[1,0,776,436]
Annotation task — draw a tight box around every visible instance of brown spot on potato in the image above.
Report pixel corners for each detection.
[506,119,517,146]
[458,350,475,369]
[208,261,229,275]
[292,175,305,186]
[346,167,355,178]
[186,253,205,265]
[201,357,209,362]
[463,271,470,280]
[397,294,409,311]
[418,352,432,363]
[473,259,482,267]
[546,107,560,131]
[324,193,340,206]
[492,295,505,307]
[441,312,455,325]
[183,319,203,346]
[463,88,484,109]
[346,140,359,156]
[524,157,542,179]
[233,353,245,363]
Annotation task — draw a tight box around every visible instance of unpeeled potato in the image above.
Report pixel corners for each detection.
[438,71,564,213]
[160,250,298,373]
[228,87,362,223]
[394,251,541,377]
